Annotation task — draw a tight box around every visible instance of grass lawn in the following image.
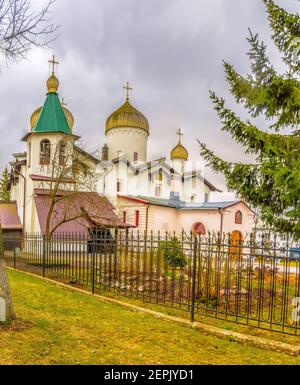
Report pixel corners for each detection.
[0,270,299,365]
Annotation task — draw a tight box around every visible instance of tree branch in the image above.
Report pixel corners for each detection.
[0,0,59,66]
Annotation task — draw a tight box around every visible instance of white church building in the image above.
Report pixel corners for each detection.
[3,58,255,240]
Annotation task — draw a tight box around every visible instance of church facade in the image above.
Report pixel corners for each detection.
[5,58,255,239]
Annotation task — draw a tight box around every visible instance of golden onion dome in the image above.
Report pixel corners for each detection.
[171,142,189,161]
[47,74,59,93]
[62,107,75,129]
[30,106,42,129]
[105,100,149,135]
[30,105,75,130]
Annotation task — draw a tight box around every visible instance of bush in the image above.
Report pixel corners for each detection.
[160,237,187,268]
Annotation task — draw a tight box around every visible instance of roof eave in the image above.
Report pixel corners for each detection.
[22,131,80,142]
[73,145,100,164]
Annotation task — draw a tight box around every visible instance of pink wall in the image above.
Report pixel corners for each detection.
[178,202,255,239]
[148,205,178,233]
[118,198,255,238]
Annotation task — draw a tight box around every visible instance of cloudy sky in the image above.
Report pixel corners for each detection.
[0,0,298,200]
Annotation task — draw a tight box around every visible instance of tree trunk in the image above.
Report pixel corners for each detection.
[0,227,16,323]
[0,259,16,322]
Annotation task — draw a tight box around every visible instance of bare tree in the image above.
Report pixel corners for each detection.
[37,138,122,238]
[0,0,58,65]
[0,0,58,324]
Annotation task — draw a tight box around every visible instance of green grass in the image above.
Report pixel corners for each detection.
[95,289,300,345]
[0,269,300,365]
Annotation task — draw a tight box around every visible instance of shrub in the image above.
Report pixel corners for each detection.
[160,237,187,268]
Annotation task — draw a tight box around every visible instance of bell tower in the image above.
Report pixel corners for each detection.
[23,56,75,176]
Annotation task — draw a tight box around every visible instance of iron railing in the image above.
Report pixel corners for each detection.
[3,230,300,336]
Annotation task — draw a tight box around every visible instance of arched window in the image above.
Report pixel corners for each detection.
[59,141,67,166]
[40,140,50,165]
[192,222,206,236]
[235,211,243,224]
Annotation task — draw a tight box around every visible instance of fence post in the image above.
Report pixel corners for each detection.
[114,228,119,285]
[42,234,46,278]
[92,234,97,294]
[124,228,129,290]
[191,235,198,323]
[125,228,129,258]
[13,247,17,269]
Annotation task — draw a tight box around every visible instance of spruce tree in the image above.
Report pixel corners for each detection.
[0,167,10,202]
[199,0,300,239]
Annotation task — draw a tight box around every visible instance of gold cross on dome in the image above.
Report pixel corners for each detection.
[177,128,184,144]
[123,81,133,101]
[49,55,59,75]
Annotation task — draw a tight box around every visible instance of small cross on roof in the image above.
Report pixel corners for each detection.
[49,55,59,75]
[123,81,133,101]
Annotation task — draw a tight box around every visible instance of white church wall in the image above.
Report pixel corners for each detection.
[182,177,211,203]
[103,166,118,196]
[172,159,185,175]
[106,127,148,163]
[99,158,215,204]
[127,172,148,197]
[25,178,34,233]
[26,132,75,179]
[29,196,40,233]
[23,178,45,234]
[10,162,35,234]
[10,167,25,222]
[140,165,172,199]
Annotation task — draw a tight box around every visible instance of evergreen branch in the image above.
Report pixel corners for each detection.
[198,142,233,175]
[199,139,300,238]
[0,166,10,201]
[246,28,275,84]
[209,91,299,155]
[264,0,300,73]
[224,61,300,131]
[224,62,270,117]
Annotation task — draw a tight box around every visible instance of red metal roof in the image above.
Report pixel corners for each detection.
[34,190,130,235]
[0,202,22,230]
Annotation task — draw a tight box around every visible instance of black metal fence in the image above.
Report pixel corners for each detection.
[3,230,300,336]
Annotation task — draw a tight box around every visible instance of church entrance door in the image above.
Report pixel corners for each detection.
[229,230,243,261]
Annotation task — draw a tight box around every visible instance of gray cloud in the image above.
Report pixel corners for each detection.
[0,0,298,200]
